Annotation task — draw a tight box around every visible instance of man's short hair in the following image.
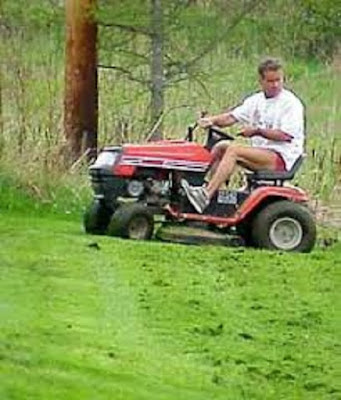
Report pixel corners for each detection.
[258,58,283,78]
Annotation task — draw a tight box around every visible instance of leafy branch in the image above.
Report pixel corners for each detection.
[97,64,150,85]
[164,0,262,80]
[99,22,152,36]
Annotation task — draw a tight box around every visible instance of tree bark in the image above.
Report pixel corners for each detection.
[0,60,3,137]
[0,0,3,139]
[64,0,98,162]
[149,0,164,141]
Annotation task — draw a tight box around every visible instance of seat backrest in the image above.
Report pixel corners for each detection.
[249,154,305,182]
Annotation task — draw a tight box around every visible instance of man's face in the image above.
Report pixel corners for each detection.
[260,69,284,98]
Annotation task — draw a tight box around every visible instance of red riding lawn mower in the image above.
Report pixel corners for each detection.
[84,125,316,252]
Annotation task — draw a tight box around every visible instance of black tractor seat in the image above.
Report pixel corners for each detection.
[247,155,304,185]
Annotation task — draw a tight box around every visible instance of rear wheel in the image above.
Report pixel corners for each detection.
[108,203,154,240]
[251,200,316,252]
[83,200,113,235]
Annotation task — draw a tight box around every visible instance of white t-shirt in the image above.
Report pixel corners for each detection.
[231,89,305,170]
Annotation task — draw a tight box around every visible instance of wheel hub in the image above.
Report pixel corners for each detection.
[128,216,150,240]
[269,217,303,250]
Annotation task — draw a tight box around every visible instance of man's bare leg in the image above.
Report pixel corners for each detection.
[206,145,278,199]
[181,144,279,213]
[205,140,230,182]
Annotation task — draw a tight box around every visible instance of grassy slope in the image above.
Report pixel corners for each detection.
[0,212,340,400]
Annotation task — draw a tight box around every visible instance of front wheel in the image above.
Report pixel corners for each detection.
[83,200,113,235]
[251,200,316,253]
[107,203,154,240]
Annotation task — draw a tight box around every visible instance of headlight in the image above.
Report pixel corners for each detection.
[127,180,144,197]
[90,150,120,170]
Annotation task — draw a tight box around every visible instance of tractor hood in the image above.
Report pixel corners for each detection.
[117,139,212,173]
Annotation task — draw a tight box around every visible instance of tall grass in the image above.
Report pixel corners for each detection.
[0,26,340,212]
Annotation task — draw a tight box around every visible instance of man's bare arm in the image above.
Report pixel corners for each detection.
[241,126,293,142]
[257,128,293,142]
[199,113,237,128]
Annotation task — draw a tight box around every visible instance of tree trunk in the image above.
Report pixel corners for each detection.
[0,0,3,140]
[64,0,98,162]
[149,0,164,141]
[0,64,3,137]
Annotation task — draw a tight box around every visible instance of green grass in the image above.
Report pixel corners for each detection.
[0,211,340,399]
[0,169,92,218]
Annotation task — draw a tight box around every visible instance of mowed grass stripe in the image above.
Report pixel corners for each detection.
[0,213,339,399]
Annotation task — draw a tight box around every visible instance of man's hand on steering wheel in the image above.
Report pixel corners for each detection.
[198,116,213,129]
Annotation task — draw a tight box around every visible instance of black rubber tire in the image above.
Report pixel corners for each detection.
[251,200,316,252]
[83,201,113,235]
[107,203,154,240]
[236,222,256,247]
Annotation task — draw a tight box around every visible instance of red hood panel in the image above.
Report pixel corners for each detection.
[119,141,212,172]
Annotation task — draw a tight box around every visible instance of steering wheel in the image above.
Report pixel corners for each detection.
[185,123,235,148]
[205,126,234,150]
[208,126,235,141]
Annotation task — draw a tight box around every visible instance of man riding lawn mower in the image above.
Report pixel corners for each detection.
[84,58,316,252]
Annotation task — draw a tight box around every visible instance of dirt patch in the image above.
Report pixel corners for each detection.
[311,184,341,229]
